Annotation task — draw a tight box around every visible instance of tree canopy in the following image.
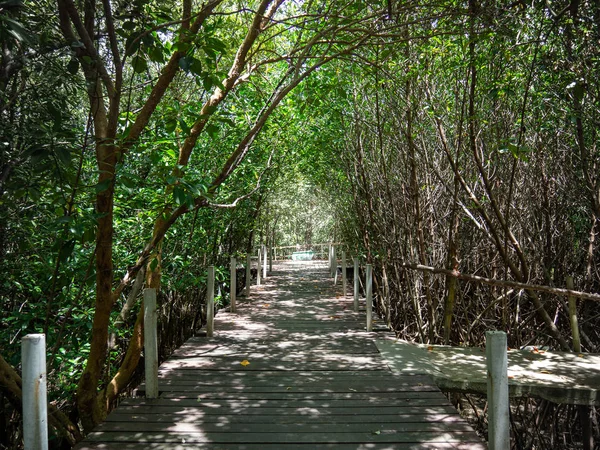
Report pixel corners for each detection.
[1,0,599,448]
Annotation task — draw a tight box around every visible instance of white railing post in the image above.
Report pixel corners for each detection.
[257,247,262,285]
[22,334,48,450]
[207,266,215,337]
[353,257,359,312]
[143,288,158,398]
[328,243,333,275]
[342,251,347,296]
[331,245,337,278]
[486,331,510,450]
[245,254,251,296]
[263,244,267,279]
[366,264,373,331]
[269,246,273,272]
[230,257,237,313]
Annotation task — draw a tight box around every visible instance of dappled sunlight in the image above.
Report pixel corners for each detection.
[81,261,486,450]
[377,337,600,406]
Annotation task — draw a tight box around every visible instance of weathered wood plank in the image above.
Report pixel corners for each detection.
[119,398,452,408]
[95,421,477,433]
[111,405,460,415]
[104,412,464,424]
[158,354,388,371]
[76,442,486,449]
[84,431,483,444]
[158,391,444,400]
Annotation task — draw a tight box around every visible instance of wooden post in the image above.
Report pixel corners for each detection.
[353,257,359,312]
[486,331,509,450]
[566,276,581,352]
[206,266,215,337]
[230,257,237,313]
[143,288,158,398]
[257,247,261,286]
[566,276,593,450]
[22,334,48,450]
[366,264,373,331]
[245,254,251,297]
[263,244,267,279]
[342,251,347,297]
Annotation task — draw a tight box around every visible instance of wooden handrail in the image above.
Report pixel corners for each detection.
[400,263,600,302]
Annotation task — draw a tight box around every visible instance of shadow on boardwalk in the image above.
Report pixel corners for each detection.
[76,261,486,450]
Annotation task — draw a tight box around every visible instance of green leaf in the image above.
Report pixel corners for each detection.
[189,58,203,76]
[28,187,41,202]
[165,118,177,133]
[179,56,192,72]
[121,175,136,189]
[67,58,79,75]
[148,46,166,63]
[55,147,71,167]
[132,55,148,73]
[58,240,75,263]
[179,118,190,135]
[205,123,219,139]
[95,179,112,193]
[173,185,187,205]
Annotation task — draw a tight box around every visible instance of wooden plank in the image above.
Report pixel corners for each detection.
[112,405,460,415]
[158,391,445,400]
[119,397,452,408]
[147,385,440,394]
[84,430,483,444]
[105,412,464,424]
[95,421,477,433]
[77,443,486,450]
[154,370,411,379]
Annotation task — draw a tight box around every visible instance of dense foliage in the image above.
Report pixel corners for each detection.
[1,0,599,448]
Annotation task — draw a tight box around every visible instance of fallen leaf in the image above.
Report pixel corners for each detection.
[197,396,202,402]
[427,346,434,351]
[372,430,381,435]
[578,354,584,357]
[240,360,250,366]
[286,387,292,390]
[540,370,552,374]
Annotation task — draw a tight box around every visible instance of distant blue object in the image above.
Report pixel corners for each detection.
[291,251,314,261]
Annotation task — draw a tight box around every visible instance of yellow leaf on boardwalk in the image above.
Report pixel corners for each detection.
[240,360,250,366]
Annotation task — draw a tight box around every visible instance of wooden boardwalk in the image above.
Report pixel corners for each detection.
[76,261,486,449]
